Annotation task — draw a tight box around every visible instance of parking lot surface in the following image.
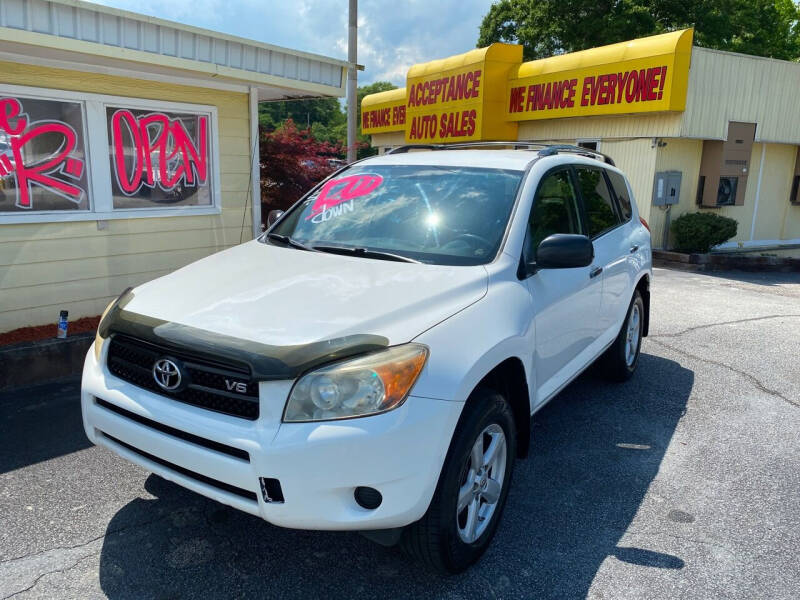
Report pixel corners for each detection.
[1,267,799,599]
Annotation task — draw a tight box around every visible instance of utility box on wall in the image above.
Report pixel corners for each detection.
[653,171,682,205]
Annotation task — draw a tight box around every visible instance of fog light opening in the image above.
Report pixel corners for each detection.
[259,477,284,503]
[354,486,382,510]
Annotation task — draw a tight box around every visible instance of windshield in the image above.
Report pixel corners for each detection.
[268,164,524,265]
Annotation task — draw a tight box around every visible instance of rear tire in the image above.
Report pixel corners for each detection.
[400,387,516,573]
[601,290,644,382]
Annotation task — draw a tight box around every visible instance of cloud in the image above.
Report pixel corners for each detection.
[91,0,492,86]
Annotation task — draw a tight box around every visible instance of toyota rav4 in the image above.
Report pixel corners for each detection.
[81,144,652,573]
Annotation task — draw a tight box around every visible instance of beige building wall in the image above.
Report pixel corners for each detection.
[746,144,798,241]
[517,113,683,142]
[653,140,800,249]
[651,138,703,248]
[371,131,406,153]
[0,61,253,333]
[682,49,800,143]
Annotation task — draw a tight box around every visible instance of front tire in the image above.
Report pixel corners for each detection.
[601,290,644,382]
[401,388,516,573]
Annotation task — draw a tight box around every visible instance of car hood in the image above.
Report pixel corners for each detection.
[124,240,488,347]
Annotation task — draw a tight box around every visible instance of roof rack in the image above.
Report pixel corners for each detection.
[386,141,615,166]
[536,144,615,166]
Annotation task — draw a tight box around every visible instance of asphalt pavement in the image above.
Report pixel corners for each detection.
[1,267,798,599]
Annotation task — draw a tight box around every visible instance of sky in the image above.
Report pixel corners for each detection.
[93,0,496,86]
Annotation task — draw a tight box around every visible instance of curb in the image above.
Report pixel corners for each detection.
[0,333,93,391]
[653,250,800,272]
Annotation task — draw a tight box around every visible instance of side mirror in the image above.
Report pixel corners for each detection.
[266,209,284,228]
[535,234,594,270]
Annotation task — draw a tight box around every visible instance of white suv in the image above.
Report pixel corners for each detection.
[81,144,651,573]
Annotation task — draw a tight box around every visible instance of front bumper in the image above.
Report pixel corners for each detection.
[81,342,463,530]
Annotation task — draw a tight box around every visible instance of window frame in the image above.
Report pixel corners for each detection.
[520,165,587,269]
[572,164,625,240]
[0,83,221,224]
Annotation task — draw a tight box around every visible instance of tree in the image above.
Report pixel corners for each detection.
[258,97,345,132]
[259,119,343,218]
[477,0,800,61]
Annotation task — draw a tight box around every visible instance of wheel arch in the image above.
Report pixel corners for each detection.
[465,357,531,459]
[635,273,650,337]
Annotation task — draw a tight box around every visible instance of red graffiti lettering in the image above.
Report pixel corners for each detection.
[0,97,86,209]
[111,109,208,196]
[306,174,383,220]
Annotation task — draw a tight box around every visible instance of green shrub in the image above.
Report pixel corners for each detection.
[670,212,738,254]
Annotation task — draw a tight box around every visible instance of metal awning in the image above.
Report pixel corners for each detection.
[0,0,348,99]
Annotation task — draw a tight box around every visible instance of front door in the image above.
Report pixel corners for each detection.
[523,167,601,406]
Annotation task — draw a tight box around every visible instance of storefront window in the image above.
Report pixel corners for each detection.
[107,106,213,209]
[0,96,90,213]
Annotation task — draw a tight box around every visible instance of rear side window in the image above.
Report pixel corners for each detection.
[525,169,584,261]
[606,170,633,221]
[575,167,621,238]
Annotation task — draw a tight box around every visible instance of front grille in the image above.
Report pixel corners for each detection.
[100,431,258,502]
[107,334,259,420]
[96,398,250,461]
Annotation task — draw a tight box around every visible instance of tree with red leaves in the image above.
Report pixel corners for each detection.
[259,119,344,224]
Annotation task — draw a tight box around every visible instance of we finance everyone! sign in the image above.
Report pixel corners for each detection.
[505,29,693,121]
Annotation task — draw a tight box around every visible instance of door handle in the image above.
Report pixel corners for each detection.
[629,245,639,253]
[590,266,603,279]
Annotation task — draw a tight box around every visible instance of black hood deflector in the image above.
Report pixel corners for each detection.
[99,289,389,381]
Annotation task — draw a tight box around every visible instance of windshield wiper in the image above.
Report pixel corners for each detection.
[311,245,421,264]
[266,232,316,252]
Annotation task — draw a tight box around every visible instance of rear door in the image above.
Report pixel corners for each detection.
[524,167,601,406]
[573,166,629,336]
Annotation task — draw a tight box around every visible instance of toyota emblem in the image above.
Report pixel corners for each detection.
[153,358,182,391]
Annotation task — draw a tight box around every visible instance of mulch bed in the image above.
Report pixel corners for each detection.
[0,315,100,347]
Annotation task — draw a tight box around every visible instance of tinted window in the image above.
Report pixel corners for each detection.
[525,169,584,261]
[270,164,523,266]
[576,167,621,237]
[607,170,633,221]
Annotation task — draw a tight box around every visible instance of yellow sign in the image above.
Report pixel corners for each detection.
[360,30,694,143]
[361,87,406,135]
[404,44,522,143]
[506,29,693,121]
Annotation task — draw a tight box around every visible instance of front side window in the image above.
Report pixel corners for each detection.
[576,167,621,237]
[525,169,584,261]
[107,106,213,209]
[270,164,523,265]
[0,95,90,213]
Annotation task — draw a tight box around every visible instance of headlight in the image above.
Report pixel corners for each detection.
[283,344,428,422]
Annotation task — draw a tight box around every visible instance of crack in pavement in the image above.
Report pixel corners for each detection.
[647,339,799,408]
[2,552,99,600]
[0,511,174,566]
[649,314,800,339]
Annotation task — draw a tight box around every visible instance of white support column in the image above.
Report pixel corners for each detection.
[249,86,261,238]
[750,143,766,241]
